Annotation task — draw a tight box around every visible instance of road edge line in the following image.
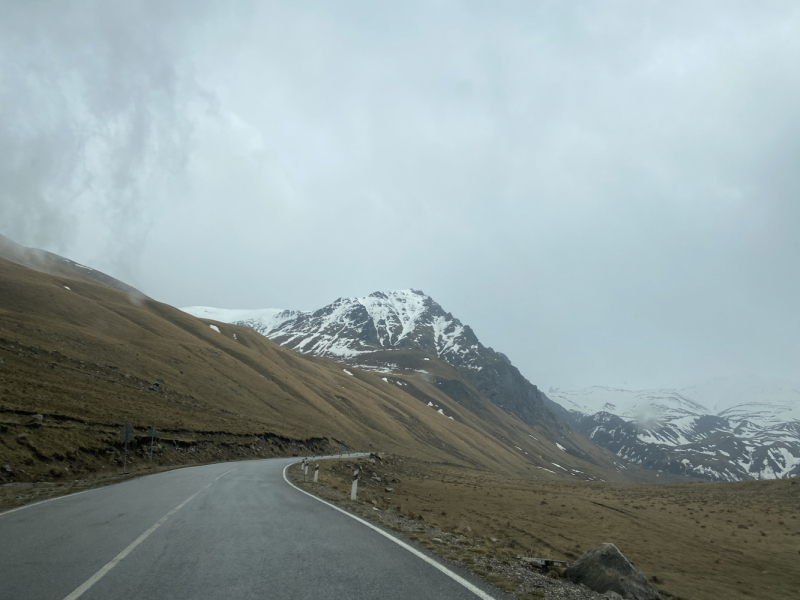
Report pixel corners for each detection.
[61,467,239,600]
[282,463,497,600]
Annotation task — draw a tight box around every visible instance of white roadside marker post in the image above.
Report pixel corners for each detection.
[313,463,319,483]
[351,467,359,500]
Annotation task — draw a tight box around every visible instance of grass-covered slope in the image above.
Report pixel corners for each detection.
[0,246,654,486]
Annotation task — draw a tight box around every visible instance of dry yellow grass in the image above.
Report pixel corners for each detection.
[313,456,800,600]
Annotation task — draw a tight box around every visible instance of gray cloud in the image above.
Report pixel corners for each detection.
[2,1,799,389]
[0,1,210,279]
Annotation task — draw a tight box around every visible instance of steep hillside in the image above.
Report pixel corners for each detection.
[0,250,639,486]
[0,233,146,298]
[184,290,554,429]
[547,384,800,481]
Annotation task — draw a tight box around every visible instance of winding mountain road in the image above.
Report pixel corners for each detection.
[0,457,499,599]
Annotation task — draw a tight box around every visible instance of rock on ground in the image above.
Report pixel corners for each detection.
[565,543,661,600]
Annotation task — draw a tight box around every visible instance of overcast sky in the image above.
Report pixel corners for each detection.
[2,1,799,390]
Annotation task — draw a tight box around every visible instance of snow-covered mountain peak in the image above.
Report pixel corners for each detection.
[182,289,483,367]
[354,289,437,347]
[182,289,555,431]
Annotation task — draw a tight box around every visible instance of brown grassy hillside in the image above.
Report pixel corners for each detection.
[0,253,644,489]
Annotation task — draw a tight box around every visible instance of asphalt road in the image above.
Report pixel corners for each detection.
[0,456,500,599]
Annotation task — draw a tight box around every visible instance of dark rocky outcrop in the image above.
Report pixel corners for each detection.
[565,543,661,600]
[465,359,553,428]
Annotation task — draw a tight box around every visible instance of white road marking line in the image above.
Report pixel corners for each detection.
[282,464,497,600]
[62,467,239,600]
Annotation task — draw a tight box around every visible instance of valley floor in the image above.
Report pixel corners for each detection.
[295,455,800,600]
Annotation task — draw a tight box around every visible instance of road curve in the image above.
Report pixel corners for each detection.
[0,456,501,599]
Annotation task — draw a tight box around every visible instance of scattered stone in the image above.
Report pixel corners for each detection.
[0,357,4,364]
[490,537,498,543]
[385,487,394,492]
[32,414,44,423]
[604,592,623,599]
[432,538,443,544]
[3,465,15,475]
[17,433,29,442]
[565,543,661,600]
[521,557,570,569]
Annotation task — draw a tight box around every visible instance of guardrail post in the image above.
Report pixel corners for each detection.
[313,463,319,483]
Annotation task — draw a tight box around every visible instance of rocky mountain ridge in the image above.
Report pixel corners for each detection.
[183,290,554,429]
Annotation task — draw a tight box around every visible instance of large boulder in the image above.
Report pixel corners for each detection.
[565,543,661,600]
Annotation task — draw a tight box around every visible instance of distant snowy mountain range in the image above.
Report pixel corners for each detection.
[546,381,800,481]
[183,291,799,482]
